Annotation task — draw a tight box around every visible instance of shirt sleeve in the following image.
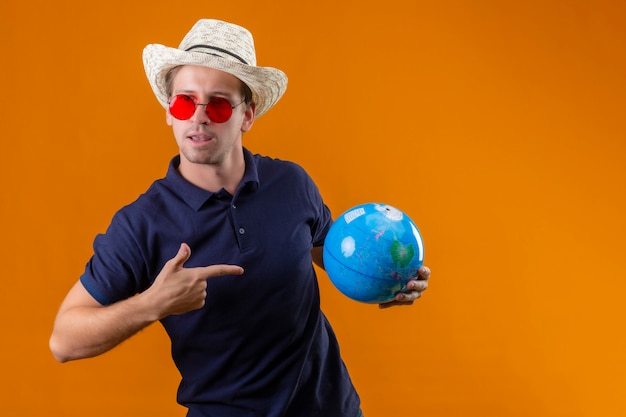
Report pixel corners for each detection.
[80,209,150,305]
[303,170,333,248]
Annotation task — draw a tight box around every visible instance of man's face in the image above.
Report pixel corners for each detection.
[166,65,255,167]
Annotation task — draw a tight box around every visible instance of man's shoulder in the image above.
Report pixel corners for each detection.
[250,151,309,178]
[112,178,177,222]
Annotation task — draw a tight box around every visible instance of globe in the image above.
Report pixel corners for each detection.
[323,203,425,304]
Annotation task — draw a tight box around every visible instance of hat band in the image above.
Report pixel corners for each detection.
[185,45,249,65]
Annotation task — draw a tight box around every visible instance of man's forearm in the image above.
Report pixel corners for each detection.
[49,285,158,362]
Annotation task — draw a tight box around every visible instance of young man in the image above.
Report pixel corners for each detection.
[49,19,430,417]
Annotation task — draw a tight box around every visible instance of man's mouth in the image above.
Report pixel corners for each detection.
[187,132,214,143]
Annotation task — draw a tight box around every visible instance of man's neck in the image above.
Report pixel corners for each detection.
[178,150,245,195]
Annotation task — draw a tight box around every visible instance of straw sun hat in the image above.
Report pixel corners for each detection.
[143,19,288,118]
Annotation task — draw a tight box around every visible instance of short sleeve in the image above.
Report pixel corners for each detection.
[79,210,150,305]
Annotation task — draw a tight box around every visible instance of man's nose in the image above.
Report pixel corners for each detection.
[191,103,210,124]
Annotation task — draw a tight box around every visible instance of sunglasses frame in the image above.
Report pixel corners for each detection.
[168,94,246,123]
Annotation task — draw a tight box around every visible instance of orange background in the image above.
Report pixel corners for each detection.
[1,1,625,416]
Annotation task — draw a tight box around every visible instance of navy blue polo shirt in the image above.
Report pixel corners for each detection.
[80,148,360,417]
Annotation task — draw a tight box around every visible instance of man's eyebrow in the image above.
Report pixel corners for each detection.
[174,89,235,97]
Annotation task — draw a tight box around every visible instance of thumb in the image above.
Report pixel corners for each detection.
[168,243,191,270]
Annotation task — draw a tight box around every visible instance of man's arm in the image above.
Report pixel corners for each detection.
[311,246,325,270]
[49,279,159,362]
[49,243,244,362]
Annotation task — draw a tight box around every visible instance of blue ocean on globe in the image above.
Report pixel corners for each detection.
[323,203,425,304]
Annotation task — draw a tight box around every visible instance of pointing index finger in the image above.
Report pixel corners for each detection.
[200,264,244,279]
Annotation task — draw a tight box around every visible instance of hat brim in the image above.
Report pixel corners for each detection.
[143,44,288,118]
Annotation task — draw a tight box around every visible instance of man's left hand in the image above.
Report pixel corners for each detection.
[379,265,430,309]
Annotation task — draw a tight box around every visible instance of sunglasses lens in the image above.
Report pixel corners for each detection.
[206,97,233,123]
[169,95,196,120]
[168,95,236,123]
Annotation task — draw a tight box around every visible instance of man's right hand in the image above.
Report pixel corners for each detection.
[145,243,244,318]
[49,243,244,362]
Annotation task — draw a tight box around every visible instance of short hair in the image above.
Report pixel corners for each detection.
[164,65,253,104]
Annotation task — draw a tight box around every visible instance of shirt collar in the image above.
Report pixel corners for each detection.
[165,147,260,211]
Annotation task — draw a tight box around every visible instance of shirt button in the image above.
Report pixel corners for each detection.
[238,227,245,235]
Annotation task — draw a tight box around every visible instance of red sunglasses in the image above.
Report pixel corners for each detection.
[168,94,246,123]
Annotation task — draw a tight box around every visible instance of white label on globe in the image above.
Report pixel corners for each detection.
[344,207,366,224]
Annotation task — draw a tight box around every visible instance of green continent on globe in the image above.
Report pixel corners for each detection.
[389,240,415,268]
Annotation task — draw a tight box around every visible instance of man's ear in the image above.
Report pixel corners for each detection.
[241,102,256,133]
